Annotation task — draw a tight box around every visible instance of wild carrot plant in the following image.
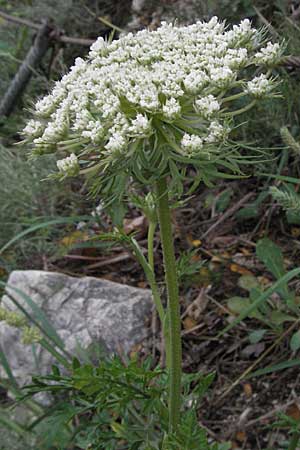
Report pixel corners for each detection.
[23,17,282,443]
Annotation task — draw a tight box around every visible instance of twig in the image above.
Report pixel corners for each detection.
[201,192,254,239]
[244,400,295,429]
[83,252,133,270]
[218,319,300,402]
[0,10,40,30]
[0,20,51,117]
[0,9,94,47]
[253,6,279,38]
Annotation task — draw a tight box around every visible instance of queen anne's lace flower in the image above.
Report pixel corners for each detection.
[23,17,281,188]
[162,98,181,121]
[57,153,79,175]
[195,95,220,118]
[245,74,274,98]
[254,42,281,66]
[181,133,203,155]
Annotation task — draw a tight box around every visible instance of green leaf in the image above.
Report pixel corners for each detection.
[227,296,261,319]
[238,275,260,291]
[256,238,294,305]
[250,358,300,377]
[0,344,19,391]
[236,205,259,219]
[216,188,233,213]
[256,238,285,279]
[290,330,300,352]
[260,173,300,184]
[269,310,296,325]
[248,329,267,344]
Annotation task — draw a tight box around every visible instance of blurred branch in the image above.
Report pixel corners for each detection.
[0,9,94,46]
[0,20,51,117]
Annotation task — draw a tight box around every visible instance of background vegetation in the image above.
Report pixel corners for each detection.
[1,0,300,449]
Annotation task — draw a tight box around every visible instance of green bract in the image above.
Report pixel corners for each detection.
[23,17,281,200]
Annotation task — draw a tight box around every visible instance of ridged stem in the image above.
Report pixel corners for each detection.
[156,177,182,432]
[289,432,300,450]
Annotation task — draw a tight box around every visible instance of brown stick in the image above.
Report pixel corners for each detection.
[0,20,51,117]
[0,9,94,46]
[201,192,254,239]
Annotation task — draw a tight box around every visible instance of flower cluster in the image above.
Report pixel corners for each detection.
[246,74,274,98]
[254,42,282,66]
[57,153,79,176]
[23,17,281,187]
[0,306,42,345]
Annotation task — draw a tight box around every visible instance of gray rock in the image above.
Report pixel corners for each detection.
[0,270,152,386]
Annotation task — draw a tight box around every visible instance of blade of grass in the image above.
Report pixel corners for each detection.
[0,344,19,391]
[0,409,28,436]
[260,173,300,184]
[0,215,94,254]
[250,359,300,377]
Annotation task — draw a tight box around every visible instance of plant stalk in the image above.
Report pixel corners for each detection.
[147,220,156,272]
[289,432,300,450]
[156,177,182,432]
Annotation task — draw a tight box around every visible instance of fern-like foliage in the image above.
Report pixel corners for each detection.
[269,185,300,212]
[280,127,300,156]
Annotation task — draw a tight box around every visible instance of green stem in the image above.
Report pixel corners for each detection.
[130,237,165,325]
[224,99,256,117]
[289,432,300,450]
[148,220,156,272]
[156,177,182,432]
[220,91,247,103]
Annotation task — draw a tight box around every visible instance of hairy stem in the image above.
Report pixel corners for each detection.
[147,220,156,271]
[130,237,165,325]
[289,432,300,450]
[156,177,182,432]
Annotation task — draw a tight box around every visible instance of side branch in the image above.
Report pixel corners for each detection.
[0,20,52,117]
[0,9,94,47]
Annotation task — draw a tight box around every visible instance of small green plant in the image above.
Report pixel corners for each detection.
[272,412,300,450]
[19,356,222,449]
[226,237,300,349]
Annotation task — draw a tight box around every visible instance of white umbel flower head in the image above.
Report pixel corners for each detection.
[181,133,203,156]
[129,114,152,136]
[57,153,79,175]
[205,121,229,143]
[194,95,220,118]
[255,42,282,66]
[162,98,181,120]
[245,74,274,98]
[23,17,281,191]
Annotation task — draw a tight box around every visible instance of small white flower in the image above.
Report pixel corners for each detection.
[210,67,235,88]
[129,114,152,135]
[205,121,228,143]
[195,95,220,118]
[23,119,44,139]
[105,132,126,153]
[89,37,107,58]
[57,153,79,175]
[246,74,273,97]
[24,17,281,174]
[91,202,105,218]
[254,42,281,65]
[162,98,181,120]
[82,121,104,144]
[183,71,208,94]
[181,133,203,155]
